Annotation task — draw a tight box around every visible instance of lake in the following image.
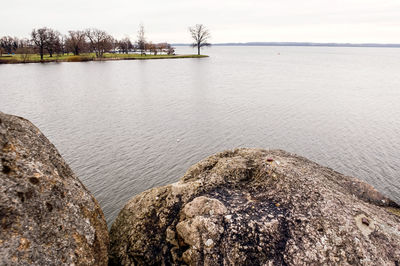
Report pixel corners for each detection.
[1,46,399,225]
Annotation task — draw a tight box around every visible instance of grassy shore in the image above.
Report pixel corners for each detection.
[0,53,208,64]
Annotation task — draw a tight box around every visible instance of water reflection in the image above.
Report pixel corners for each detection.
[1,46,399,225]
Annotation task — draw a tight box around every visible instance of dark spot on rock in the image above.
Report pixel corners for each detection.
[276,218,290,265]
[52,185,65,199]
[2,165,11,174]
[25,189,34,200]
[295,219,301,224]
[317,228,324,232]
[17,192,25,202]
[0,206,16,230]
[362,217,370,226]
[394,260,399,266]
[29,177,40,185]
[267,158,274,162]
[46,202,53,212]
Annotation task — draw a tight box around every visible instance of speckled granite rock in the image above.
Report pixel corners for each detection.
[0,112,109,265]
[110,148,400,265]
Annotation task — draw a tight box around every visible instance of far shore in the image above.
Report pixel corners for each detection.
[0,53,208,64]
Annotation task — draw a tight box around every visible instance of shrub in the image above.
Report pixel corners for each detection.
[66,55,93,62]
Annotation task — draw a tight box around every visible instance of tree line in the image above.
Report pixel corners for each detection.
[0,25,175,59]
[1,24,211,59]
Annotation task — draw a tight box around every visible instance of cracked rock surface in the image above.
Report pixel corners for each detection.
[0,112,109,265]
[110,148,400,265]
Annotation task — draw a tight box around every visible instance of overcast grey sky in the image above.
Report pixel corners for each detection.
[1,0,399,43]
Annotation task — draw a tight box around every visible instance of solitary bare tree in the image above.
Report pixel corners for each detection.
[189,24,211,55]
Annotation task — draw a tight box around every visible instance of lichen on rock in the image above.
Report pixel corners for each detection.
[110,148,400,265]
[0,112,109,265]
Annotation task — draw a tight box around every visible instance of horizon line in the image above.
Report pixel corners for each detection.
[173,42,400,48]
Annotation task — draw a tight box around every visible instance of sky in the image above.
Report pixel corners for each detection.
[1,0,400,44]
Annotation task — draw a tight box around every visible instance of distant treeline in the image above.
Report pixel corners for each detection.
[0,26,175,59]
[174,42,400,48]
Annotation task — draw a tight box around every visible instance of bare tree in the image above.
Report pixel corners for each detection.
[136,24,146,55]
[157,43,168,55]
[85,28,113,58]
[189,24,211,55]
[44,29,61,57]
[146,42,157,55]
[31,28,49,60]
[57,35,67,55]
[18,38,32,49]
[166,43,175,55]
[66,30,86,55]
[17,47,34,63]
[0,36,18,54]
[118,37,133,54]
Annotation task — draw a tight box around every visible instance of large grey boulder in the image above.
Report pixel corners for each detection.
[0,112,109,265]
[110,148,400,265]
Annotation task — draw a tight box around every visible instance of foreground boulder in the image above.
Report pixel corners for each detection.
[0,112,109,265]
[110,148,400,265]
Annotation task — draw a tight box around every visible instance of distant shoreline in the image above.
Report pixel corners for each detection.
[0,54,208,64]
[174,42,400,48]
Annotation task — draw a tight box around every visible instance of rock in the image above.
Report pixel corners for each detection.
[0,112,109,265]
[110,148,400,265]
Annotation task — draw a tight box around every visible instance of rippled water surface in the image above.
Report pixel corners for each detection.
[1,46,399,225]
